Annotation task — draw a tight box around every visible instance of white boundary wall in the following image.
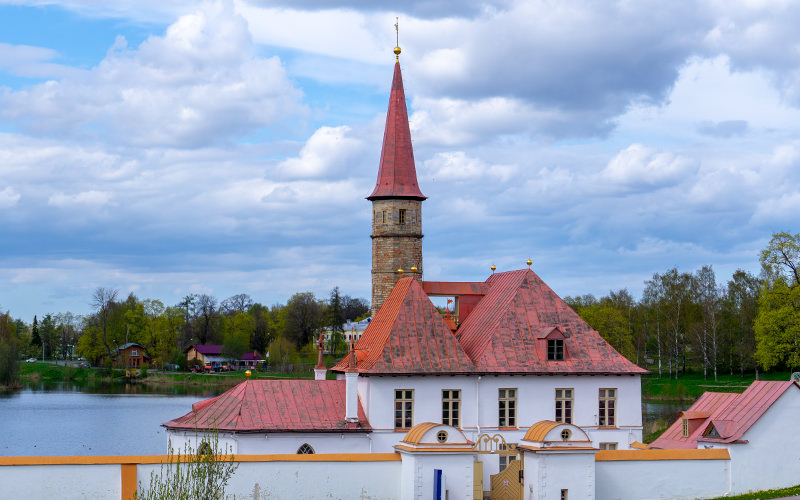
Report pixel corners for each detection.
[595,450,731,500]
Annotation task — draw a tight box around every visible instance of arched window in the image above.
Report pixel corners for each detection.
[297,443,315,454]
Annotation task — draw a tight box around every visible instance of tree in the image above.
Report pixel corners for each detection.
[755,232,800,370]
[220,294,253,316]
[283,292,322,348]
[722,270,760,376]
[196,294,218,345]
[695,265,721,381]
[0,311,20,388]
[30,315,41,355]
[92,287,119,357]
[326,287,346,355]
[342,295,370,321]
[40,314,57,359]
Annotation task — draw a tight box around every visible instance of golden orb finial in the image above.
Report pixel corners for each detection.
[491,264,496,272]
[396,268,404,275]
[526,258,532,267]
[245,369,252,378]
[411,266,418,273]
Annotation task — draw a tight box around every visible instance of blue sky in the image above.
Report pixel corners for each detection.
[1,0,799,321]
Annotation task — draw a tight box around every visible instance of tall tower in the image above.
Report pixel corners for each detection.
[368,45,426,316]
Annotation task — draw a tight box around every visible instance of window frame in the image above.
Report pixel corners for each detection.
[555,388,573,424]
[598,388,617,427]
[682,417,689,437]
[296,443,315,454]
[547,338,564,360]
[398,209,406,225]
[394,389,414,430]
[599,442,618,450]
[498,388,517,428]
[442,389,461,428]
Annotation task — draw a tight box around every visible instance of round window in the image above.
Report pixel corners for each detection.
[436,430,448,443]
[560,429,571,441]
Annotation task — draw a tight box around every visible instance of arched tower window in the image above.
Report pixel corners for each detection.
[296,443,315,454]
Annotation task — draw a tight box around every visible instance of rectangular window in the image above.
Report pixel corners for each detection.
[555,388,573,424]
[499,388,517,428]
[395,389,414,430]
[442,389,461,428]
[498,443,517,471]
[599,442,618,450]
[547,339,564,360]
[130,349,138,357]
[398,209,406,224]
[381,210,386,223]
[599,388,617,427]
[561,489,568,500]
[682,418,689,437]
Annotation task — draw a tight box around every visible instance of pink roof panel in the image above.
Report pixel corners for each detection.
[163,380,370,433]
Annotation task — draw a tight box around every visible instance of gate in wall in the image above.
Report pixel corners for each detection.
[473,433,523,500]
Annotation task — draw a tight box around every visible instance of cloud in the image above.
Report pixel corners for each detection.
[277,126,365,179]
[48,190,113,207]
[0,186,21,208]
[602,144,697,190]
[697,119,749,137]
[0,3,306,148]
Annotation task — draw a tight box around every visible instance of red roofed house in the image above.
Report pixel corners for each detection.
[164,49,648,494]
[650,380,800,492]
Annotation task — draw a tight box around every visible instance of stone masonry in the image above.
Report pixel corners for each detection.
[371,198,423,315]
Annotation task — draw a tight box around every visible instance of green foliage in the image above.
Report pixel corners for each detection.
[755,232,800,371]
[0,312,21,388]
[283,292,323,348]
[134,430,238,500]
[701,483,800,500]
[578,304,635,360]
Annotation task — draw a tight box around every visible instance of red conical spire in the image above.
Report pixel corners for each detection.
[367,61,426,201]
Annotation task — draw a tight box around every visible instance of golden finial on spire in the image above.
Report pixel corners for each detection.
[394,17,401,60]
[491,264,496,273]
[527,258,533,268]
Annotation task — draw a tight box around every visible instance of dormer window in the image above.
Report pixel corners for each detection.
[547,339,564,360]
[682,418,689,438]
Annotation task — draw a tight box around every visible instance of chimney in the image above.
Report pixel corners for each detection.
[314,332,326,381]
[345,338,359,423]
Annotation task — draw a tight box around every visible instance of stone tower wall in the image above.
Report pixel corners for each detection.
[371,198,423,315]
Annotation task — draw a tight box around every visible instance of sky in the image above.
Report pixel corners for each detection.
[1,0,799,321]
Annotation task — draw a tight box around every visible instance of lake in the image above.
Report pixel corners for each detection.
[0,383,218,457]
[0,383,686,456]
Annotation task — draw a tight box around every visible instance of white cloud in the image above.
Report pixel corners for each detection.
[277,126,364,179]
[48,190,113,207]
[602,144,696,190]
[0,3,306,148]
[0,186,21,208]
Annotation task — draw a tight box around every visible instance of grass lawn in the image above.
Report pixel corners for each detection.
[702,483,800,500]
[641,370,791,401]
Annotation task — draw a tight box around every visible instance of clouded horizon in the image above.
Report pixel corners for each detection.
[1,0,798,321]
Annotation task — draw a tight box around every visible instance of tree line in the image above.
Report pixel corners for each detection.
[0,286,368,376]
[2,231,799,385]
[565,231,800,380]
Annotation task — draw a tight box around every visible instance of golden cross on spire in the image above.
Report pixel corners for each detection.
[393,17,401,60]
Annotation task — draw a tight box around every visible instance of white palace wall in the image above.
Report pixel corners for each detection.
[0,447,748,500]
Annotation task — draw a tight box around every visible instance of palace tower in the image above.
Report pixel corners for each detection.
[368,54,425,316]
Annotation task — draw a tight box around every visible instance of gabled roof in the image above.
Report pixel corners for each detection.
[332,277,476,375]
[367,61,426,201]
[456,269,647,374]
[651,381,798,449]
[240,352,263,361]
[186,344,222,355]
[163,380,370,433]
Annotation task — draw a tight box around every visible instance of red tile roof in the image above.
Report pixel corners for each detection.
[332,270,644,375]
[332,277,476,374]
[163,380,370,433]
[456,270,647,374]
[651,381,798,449]
[367,61,426,201]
